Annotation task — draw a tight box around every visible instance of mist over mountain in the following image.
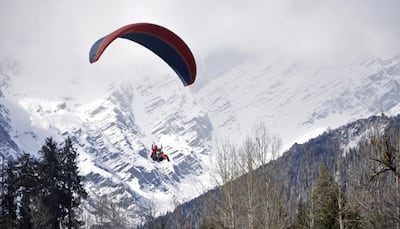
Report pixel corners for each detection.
[1,52,400,226]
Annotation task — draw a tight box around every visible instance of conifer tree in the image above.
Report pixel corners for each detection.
[59,137,88,228]
[37,137,88,228]
[0,160,18,228]
[289,199,310,229]
[38,137,63,228]
[0,137,87,228]
[313,163,339,229]
[290,163,341,229]
[16,153,38,229]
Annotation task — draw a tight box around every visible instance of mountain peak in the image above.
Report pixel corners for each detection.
[0,54,400,226]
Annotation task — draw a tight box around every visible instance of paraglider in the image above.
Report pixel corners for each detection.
[151,144,170,162]
[89,23,193,163]
[89,23,196,86]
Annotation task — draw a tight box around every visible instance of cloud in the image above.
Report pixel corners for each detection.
[1,0,400,97]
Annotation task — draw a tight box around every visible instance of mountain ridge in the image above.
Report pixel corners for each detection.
[148,113,395,228]
[0,54,400,226]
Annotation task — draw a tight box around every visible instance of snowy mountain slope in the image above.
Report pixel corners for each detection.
[1,54,400,225]
[0,103,19,157]
[0,63,214,224]
[0,61,46,158]
[195,52,400,147]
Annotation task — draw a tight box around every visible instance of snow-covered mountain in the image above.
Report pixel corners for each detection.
[1,53,400,225]
[195,52,400,148]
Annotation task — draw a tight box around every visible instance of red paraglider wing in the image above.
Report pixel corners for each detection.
[89,23,196,86]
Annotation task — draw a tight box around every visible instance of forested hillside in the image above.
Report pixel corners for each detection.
[145,114,400,229]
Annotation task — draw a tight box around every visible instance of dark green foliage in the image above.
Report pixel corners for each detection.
[288,199,310,229]
[17,153,38,229]
[0,137,87,229]
[38,137,88,229]
[38,137,63,228]
[289,164,364,229]
[0,160,18,228]
[288,164,340,229]
[59,137,88,228]
[313,164,339,229]
[342,206,362,229]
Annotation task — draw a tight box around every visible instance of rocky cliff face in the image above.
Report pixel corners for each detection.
[0,54,399,225]
[0,64,214,224]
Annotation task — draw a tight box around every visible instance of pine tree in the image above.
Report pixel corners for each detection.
[0,160,18,228]
[59,137,88,228]
[342,205,362,229]
[289,199,310,229]
[16,153,38,229]
[37,137,88,229]
[38,137,62,228]
[313,163,339,229]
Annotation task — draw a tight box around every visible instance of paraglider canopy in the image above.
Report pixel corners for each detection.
[89,23,196,86]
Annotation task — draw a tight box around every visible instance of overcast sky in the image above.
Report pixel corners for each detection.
[1,0,400,97]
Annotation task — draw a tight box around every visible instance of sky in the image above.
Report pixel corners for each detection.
[1,0,400,97]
